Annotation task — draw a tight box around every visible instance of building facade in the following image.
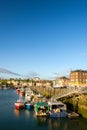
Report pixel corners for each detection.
[70,70,87,87]
[54,76,69,88]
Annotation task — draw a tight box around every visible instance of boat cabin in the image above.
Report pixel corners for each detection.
[35,102,49,116]
[48,101,67,117]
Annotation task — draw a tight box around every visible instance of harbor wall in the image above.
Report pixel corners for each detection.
[63,94,87,118]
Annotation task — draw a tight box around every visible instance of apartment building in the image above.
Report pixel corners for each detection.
[54,76,69,88]
[70,70,87,87]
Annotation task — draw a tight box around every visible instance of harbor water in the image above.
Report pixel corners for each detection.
[0,89,87,130]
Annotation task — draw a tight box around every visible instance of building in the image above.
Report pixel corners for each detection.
[35,80,52,87]
[33,77,40,81]
[70,70,87,87]
[54,76,69,88]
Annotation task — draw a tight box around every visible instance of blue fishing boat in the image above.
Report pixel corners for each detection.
[25,102,34,110]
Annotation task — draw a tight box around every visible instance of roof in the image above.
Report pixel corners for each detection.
[35,102,49,112]
[71,69,87,73]
[48,101,64,106]
[35,102,48,107]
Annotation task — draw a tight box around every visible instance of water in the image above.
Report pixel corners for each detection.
[0,89,87,130]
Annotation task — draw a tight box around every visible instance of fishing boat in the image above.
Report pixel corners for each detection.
[25,102,34,110]
[14,99,24,110]
[48,100,67,117]
[35,102,49,116]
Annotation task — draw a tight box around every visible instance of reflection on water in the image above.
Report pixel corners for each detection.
[0,89,87,130]
[14,109,25,117]
[24,110,34,119]
[25,110,31,118]
[14,109,20,117]
[35,115,87,130]
[48,118,68,130]
[35,116,68,130]
[48,118,61,129]
[14,109,32,118]
[35,116,48,126]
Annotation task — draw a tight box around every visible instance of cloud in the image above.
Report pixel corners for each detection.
[0,68,20,76]
[24,71,39,78]
[0,68,40,79]
[52,70,70,78]
[52,72,60,76]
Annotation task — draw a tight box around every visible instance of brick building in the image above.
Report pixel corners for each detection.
[70,70,87,87]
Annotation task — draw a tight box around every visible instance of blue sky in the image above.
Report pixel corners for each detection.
[0,0,87,79]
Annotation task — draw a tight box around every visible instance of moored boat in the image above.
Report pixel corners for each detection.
[25,102,34,110]
[35,102,49,116]
[48,100,67,118]
[14,99,24,110]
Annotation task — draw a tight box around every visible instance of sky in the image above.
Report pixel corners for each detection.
[0,0,87,79]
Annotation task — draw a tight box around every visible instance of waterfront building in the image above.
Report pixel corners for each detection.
[35,80,52,87]
[54,76,69,88]
[28,82,33,87]
[70,70,87,87]
[33,77,40,81]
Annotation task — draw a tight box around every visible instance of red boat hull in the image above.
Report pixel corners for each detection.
[15,102,24,110]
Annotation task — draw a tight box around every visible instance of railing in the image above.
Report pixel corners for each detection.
[53,87,87,99]
[29,85,87,99]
